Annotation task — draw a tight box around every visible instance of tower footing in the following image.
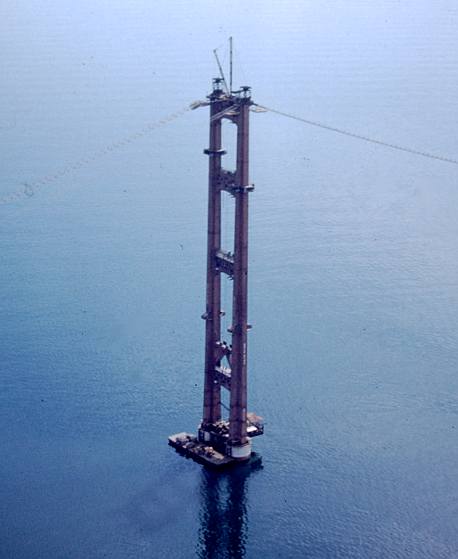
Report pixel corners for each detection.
[168,432,259,469]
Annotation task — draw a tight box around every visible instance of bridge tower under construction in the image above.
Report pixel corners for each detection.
[169,77,264,467]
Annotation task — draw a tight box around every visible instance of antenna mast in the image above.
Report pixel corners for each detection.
[229,36,233,93]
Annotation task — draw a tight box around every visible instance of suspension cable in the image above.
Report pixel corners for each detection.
[255,103,458,166]
[4,99,456,208]
[0,104,192,206]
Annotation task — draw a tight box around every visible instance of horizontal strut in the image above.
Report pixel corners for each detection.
[215,250,234,277]
[214,365,231,390]
[204,148,227,156]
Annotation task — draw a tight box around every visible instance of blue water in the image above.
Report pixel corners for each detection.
[1,2,458,557]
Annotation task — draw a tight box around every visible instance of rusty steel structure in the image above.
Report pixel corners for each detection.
[169,77,263,466]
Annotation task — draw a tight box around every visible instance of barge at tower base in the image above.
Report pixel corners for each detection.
[169,411,264,469]
[169,77,264,468]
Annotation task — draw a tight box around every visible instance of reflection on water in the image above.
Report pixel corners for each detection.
[197,457,262,559]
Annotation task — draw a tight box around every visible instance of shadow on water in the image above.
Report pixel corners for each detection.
[196,455,263,559]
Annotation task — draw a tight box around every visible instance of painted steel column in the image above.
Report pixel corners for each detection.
[202,94,223,425]
[229,99,250,446]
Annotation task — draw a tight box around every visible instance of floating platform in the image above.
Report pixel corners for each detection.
[168,432,259,469]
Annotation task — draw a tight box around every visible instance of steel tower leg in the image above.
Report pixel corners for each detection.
[202,93,224,429]
[228,100,251,459]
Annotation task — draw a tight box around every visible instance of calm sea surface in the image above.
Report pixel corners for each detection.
[1,2,458,557]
